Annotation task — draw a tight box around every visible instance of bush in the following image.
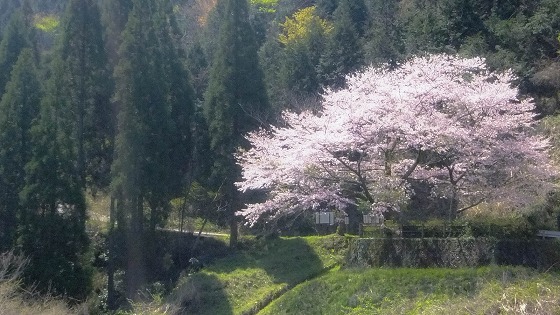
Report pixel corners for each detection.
[346,238,560,270]
[463,215,537,239]
[0,251,78,315]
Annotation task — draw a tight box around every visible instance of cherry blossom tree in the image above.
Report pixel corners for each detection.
[236,54,557,226]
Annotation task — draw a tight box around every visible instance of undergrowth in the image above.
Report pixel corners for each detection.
[0,251,80,315]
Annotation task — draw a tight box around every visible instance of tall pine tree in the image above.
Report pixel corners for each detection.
[100,0,133,67]
[204,0,269,247]
[111,0,194,298]
[58,0,114,190]
[0,0,22,36]
[0,2,36,98]
[19,56,91,300]
[0,49,39,251]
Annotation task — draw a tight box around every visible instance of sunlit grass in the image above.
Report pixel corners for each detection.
[118,235,560,315]
[85,192,111,234]
[34,14,60,32]
[162,235,349,315]
[260,266,560,315]
[250,0,278,12]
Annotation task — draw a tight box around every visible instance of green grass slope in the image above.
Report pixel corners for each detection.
[260,266,560,315]
[162,235,350,315]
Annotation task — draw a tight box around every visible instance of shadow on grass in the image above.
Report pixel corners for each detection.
[211,237,326,285]
[170,236,331,315]
[166,272,233,315]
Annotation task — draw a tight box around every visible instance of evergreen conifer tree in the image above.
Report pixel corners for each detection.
[277,6,331,97]
[0,49,39,251]
[319,0,364,88]
[0,2,36,98]
[363,0,403,65]
[111,0,194,297]
[19,56,91,300]
[0,0,22,36]
[100,0,133,66]
[59,0,114,190]
[204,0,269,247]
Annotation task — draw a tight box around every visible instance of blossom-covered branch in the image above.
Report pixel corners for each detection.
[236,54,557,226]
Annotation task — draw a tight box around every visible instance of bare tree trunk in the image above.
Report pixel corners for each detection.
[126,195,146,300]
[191,218,208,253]
[229,215,238,248]
[107,196,117,310]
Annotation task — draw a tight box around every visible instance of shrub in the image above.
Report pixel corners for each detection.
[0,251,77,315]
[464,215,537,239]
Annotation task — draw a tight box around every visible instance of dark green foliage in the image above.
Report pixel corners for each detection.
[482,0,560,113]
[153,0,195,201]
[112,0,194,228]
[347,238,560,270]
[204,0,269,244]
[0,3,36,97]
[191,107,212,184]
[0,49,39,251]
[363,0,403,65]
[257,35,284,111]
[19,57,91,300]
[0,0,22,34]
[58,0,114,190]
[315,0,338,18]
[464,216,537,239]
[399,1,450,54]
[186,40,209,103]
[33,0,67,14]
[111,0,194,296]
[442,0,486,49]
[100,0,133,66]
[319,0,364,88]
[280,40,322,96]
[256,0,559,112]
[343,0,368,37]
[286,14,328,96]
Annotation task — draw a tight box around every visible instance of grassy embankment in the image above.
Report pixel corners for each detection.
[261,266,560,315]
[128,234,560,315]
[135,235,349,315]
[86,194,560,315]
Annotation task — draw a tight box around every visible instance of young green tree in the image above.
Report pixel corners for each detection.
[204,0,269,246]
[0,49,39,251]
[59,0,114,190]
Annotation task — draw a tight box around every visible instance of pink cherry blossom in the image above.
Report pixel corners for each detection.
[236,54,558,226]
